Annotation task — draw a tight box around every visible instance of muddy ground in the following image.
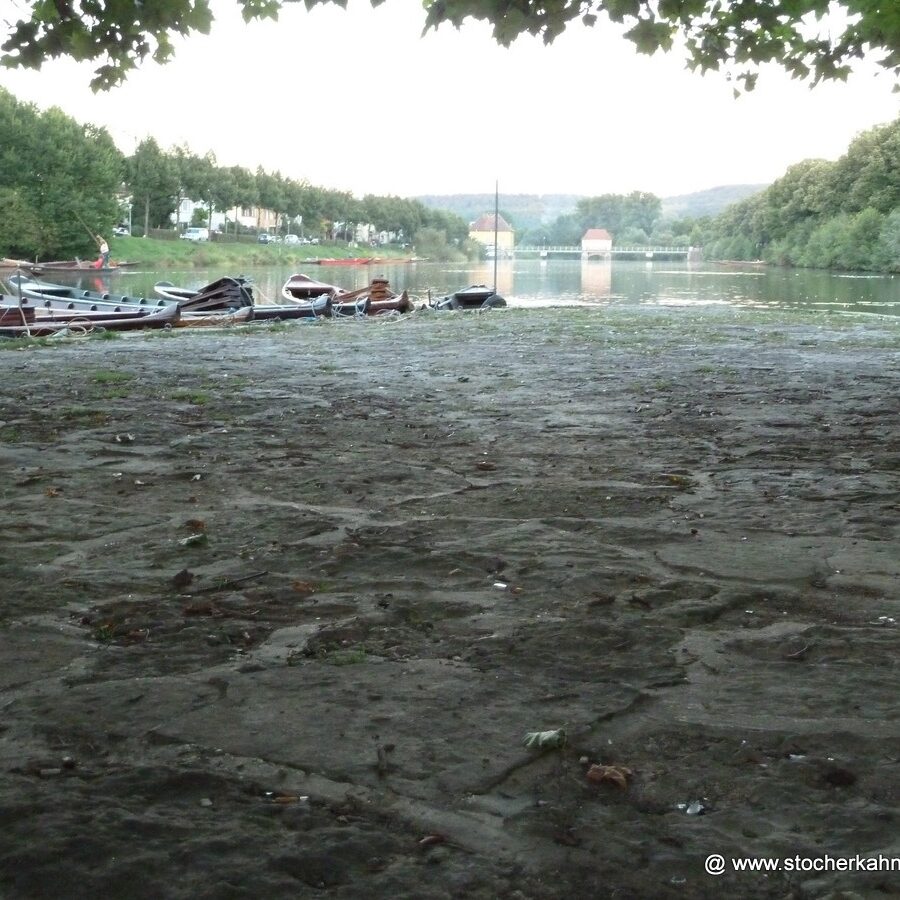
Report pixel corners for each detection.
[0,306,898,899]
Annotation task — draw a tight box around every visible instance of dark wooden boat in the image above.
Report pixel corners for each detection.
[362,293,414,315]
[154,277,254,311]
[432,284,506,310]
[0,300,180,336]
[330,277,415,316]
[28,259,139,273]
[280,273,346,303]
[6,274,163,308]
[252,297,332,320]
[177,306,254,327]
[331,297,371,317]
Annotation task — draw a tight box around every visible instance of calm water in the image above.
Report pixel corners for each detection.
[30,260,900,318]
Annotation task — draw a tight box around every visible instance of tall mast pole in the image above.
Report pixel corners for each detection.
[493,179,499,294]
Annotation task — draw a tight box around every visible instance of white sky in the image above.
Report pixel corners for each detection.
[1,0,897,198]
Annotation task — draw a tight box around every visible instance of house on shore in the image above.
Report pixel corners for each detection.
[469,213,515,256]
[171,200,281,233]
[581,228,612,259]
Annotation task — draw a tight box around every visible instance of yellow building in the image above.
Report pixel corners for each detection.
[468,213,515,254]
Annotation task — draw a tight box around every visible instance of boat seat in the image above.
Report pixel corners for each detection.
[66,302,75,309]
[90,304,98,311]
[82,290,91,297]
[101,293,110,300]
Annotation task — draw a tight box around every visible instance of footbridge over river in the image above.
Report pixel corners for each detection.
[512,246,701,261]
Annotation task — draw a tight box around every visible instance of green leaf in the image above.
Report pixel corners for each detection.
[625,17,675,55]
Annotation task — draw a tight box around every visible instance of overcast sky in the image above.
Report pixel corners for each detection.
[1,0,897,199]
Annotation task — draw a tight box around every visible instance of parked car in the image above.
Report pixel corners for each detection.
[283,234,300,245]
[180,227,209,242]
[113,225,129,237]
[257,233,282,244]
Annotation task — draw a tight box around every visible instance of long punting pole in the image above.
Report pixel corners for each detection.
[493,179,499,294]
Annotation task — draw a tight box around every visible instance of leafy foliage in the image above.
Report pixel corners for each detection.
[127,138,178,234]
[702,118,900,271]
[2,0,897,91]
[0,87,122,258]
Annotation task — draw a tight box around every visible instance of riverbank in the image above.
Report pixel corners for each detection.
[108,234,423,269]
[1,306,898,899]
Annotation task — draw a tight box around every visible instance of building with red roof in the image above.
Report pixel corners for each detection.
[581,228,612,259]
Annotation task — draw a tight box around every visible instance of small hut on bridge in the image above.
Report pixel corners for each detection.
[581,228,612,260]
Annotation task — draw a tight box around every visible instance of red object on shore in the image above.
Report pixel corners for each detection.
[318,258,372,266]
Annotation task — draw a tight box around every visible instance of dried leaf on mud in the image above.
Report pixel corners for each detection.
[586,764,633,789]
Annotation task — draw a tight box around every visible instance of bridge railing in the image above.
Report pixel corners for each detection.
[515,245,692,254]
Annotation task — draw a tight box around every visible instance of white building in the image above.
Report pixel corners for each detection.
[581,228,613,259]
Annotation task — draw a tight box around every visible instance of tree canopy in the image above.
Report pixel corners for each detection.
[2,0,897,91]
[0,87,122,258]
[701,118,900,271]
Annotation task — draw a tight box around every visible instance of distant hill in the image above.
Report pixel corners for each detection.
[660,184,768,220]
[414,194,582,232]
[415,185,769,230]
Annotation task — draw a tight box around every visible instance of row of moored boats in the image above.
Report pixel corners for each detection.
[0,272,506,337]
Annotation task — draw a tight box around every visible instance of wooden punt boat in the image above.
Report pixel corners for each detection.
[251,297,332,321]
[329,277,415,316]
[9,293,167,314]
[432,284,506,310]
[280,273,346,303]
[331,297,371,317]
[177,306,254,327]
[154,277,254,311]
[5,274,163,308]
[27,259,139,273]
[0,301,180,336]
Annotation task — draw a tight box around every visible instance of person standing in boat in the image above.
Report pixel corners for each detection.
[95,233,110,268]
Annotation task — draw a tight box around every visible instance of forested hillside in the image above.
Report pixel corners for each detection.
[414,194,583,232]
[417,186,769,234]
[661,185,767,219]
[703,118,899,272]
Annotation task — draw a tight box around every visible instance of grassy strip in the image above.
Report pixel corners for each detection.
[110,235,413,268]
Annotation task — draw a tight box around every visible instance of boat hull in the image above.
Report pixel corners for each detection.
[154,277,254,311]
[433,285,506,310]
[250,297,331,320]
[6,274,161,308]
[0,301,180,336]
[177,306,254,327]
[280,273,346,303]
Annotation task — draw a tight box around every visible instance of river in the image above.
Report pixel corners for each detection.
[28,259,900,318]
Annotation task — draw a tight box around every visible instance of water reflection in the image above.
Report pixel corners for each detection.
[11,259,899,317]
[580,261,612,300]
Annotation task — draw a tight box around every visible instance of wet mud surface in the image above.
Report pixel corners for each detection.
[0,307,898,898]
